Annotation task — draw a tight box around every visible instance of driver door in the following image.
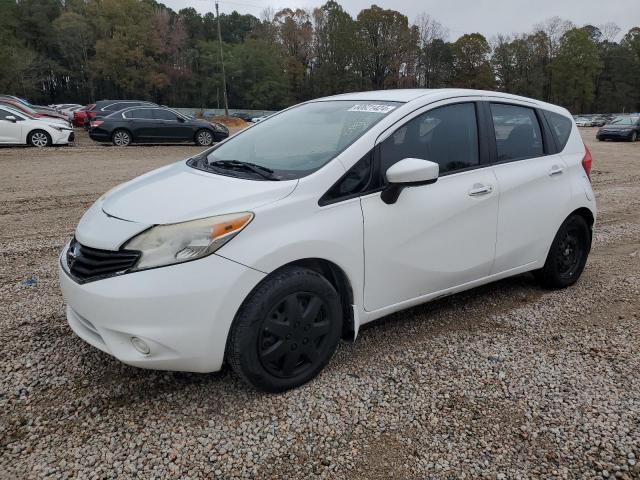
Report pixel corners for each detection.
[151,108,193,141]
[360,101,500,311]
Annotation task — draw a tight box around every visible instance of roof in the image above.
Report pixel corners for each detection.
[323,89,436,103]
[316,88,568,115]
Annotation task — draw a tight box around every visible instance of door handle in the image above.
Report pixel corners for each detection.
[468,184,493,197]
[549,165,564,176]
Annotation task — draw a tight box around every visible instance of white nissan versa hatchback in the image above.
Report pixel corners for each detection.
[59,89,596,391]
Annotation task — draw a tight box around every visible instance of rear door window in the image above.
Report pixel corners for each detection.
[153,109,179,121]
[543,110,573,151]
[490,104,544,162]
[124,109,153,119]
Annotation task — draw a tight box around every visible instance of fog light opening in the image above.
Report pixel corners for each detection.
[130,336,150,355]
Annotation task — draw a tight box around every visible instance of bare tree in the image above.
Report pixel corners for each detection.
[415,13,449,48]
[534,16,575,57]
[414,13,449,88]
[533,16,574,101]
[599,22,621,43]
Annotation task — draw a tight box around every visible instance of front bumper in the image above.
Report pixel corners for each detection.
[59,244,265,372]
[51,128,74,145]
[596,130,634,140]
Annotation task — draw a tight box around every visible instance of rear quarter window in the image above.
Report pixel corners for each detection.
[543,111,573,151]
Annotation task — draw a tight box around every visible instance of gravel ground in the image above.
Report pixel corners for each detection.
[1,129,639,479]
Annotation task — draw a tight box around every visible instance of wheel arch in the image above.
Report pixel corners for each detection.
[257,258,356,341]
[27,128,52,145]
[539,206,595,270]
[570,207,595,232]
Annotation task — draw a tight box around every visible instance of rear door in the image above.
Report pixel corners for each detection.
[488,102,571,274]
[123,108,155,142]
[361,100,500,311]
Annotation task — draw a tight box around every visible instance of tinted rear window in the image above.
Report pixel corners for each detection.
[491,103,544,162]
[153,109,178,120]
[544,111,573,151]
[123,109,153,119]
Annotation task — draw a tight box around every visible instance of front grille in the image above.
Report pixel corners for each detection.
[67,238,140,282]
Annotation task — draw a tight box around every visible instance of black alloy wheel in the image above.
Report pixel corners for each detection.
[535,215,591,289]
[554,226,585,281]
[259,292,333,378]
[227,266,343,392]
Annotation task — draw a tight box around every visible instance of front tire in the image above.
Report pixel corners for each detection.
[227,266,343,392]
[28,130,52,148]
[535,215,591,289]
[112,129,131,146]
[195,129,214,146]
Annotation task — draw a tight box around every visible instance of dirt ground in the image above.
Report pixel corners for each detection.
[0,128,639,478]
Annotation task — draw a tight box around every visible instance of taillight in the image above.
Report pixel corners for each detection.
[582,144,592,180]
[90,120,104,127]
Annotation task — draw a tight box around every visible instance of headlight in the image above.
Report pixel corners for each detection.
[50,124,72,131]
[211,122,228,133]
[124,212,253,270]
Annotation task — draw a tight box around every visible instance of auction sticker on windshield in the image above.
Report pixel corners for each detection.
[347,104,396,114]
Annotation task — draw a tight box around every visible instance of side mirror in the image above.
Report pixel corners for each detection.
[381,158,439,204]
[177,116,185,123]
[5,116,17,123]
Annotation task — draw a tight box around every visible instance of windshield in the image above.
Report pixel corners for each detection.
[610,116,638,125]
[203,100,400,180]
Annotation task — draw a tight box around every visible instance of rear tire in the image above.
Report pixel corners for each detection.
[195,129,214,146]
[112,129,131,146]
[630,131,638,142]
[227,266,343,392]
[534,215,591,289]
[28,130,51,148]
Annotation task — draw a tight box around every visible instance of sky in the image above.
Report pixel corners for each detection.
[158,0,638,40]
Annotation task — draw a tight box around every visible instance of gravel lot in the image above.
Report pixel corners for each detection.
[1,129,639,479]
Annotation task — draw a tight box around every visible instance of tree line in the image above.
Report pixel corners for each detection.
[1,0,639,113]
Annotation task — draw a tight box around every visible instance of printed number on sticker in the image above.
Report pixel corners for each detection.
[347,104,396,114]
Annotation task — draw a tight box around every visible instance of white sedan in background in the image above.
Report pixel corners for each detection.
[0,105,75,147]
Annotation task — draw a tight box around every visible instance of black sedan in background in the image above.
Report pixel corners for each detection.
[596,115,640,142]
[89,106,229,146]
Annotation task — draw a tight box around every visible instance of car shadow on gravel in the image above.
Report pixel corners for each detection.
[347,272,544,366]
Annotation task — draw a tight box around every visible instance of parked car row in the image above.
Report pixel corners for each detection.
[596,115,640,142]
[1,95,232,147]
[573,112,640,142]
[0,96,71,124]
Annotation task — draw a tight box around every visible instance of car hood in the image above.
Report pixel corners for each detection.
[41,116,70,126]
[602,124,635,130]
[101,161,298,224]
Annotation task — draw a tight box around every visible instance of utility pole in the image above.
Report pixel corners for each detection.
[215,1,229,117]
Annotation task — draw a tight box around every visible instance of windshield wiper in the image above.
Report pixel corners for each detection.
[209,159,280,180]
